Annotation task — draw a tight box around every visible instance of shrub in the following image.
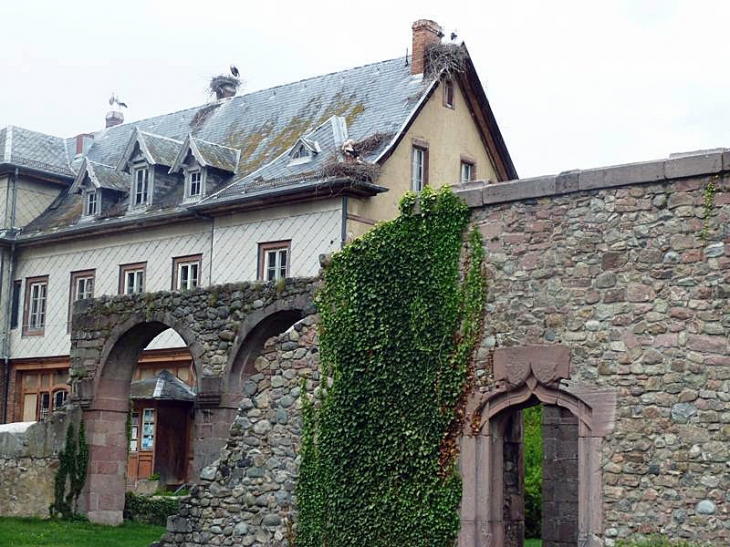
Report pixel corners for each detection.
[124,492,179,526]
[523,405,542,538]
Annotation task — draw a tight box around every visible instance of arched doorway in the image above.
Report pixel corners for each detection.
[459,345,616,547]
[80,317,202,525]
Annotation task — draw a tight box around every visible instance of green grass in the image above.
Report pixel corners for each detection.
[0,518,164,547]
[525,540,542,547]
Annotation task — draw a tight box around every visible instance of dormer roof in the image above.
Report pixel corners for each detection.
[169,135,240,175]
[70,159,128,194]
[117,128,183,172]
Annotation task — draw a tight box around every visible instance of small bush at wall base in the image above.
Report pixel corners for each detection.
[124,492,179,526]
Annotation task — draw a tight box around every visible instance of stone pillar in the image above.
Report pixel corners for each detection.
[542,405,579,547]
[83,408,128,525]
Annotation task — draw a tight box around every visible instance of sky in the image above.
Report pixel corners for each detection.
[1,0,728,178]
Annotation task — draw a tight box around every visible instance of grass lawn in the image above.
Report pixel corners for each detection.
[525,540,542,547]
[0,518,165,547]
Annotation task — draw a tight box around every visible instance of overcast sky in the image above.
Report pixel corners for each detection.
[1,0,727,178]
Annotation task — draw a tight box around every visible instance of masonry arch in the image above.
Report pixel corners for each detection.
[81,314,202,525]
[459,345,616,547]
[223,298,310,400]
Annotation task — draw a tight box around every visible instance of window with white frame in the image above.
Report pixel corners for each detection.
[460,160,475,183]
[443,78,455,108]
[120,263,146,295]
[84,190,99,216]
[133,167,149,206]
[173,255,201,290]
[411,143,428,192]
[69,270,95,328]
[258,241,290,281]
[23,276,48,336]
[186,169,203,199]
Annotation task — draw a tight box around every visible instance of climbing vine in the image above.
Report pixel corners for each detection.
[700,177,717,241]
[297,186,487,546]
[50,421,89,519]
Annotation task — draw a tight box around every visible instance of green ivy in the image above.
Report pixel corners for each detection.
[124,492,180,526]
[297,186,486,547]
[50,421,89,519]
[700,177,717,241]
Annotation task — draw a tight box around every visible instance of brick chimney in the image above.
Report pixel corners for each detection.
[105,110,124,128]
[411,19,442,75]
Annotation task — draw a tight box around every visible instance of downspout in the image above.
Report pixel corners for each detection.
[2,168,19,423]
[340,196,348,249]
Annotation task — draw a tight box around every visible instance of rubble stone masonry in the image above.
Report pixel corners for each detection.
[459,152,730,544]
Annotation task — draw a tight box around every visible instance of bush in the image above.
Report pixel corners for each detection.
[124,492,179,526]
[523,406,542,538]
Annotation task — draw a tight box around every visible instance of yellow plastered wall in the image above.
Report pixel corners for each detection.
[347,79,498,239]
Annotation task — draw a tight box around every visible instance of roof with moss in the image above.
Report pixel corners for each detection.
[21,57,431,237]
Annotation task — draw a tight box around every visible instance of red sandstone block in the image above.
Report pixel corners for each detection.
[687,334,727,354]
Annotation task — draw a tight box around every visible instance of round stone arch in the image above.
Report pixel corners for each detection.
[79,312,204,525]
[458,345,616,547]
[222,296,311,404]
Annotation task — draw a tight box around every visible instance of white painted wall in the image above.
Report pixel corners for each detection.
[10,199,341,358]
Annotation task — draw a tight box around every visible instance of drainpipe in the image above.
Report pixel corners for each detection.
[340,196,348,249]
[2,168,18,423]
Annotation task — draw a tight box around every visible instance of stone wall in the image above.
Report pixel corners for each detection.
[157,316,321,547]
[0,411,71,517]
[456,152,730,544]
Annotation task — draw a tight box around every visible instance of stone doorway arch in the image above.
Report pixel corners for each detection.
[459,345,616,547]
[76,314,203,525]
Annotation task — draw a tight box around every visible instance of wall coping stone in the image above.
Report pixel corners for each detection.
[455,148,728,207]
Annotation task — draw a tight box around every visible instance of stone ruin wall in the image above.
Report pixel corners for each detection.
[157,315,321,547]
[463,163,730,544]
[0,409,73,517]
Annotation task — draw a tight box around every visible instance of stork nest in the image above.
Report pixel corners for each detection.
[209,75,241,96]
[424,43,467,79]
[353,131,394,157]
[321,157,380,183]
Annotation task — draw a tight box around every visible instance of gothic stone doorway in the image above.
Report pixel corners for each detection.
[459,345,616,547]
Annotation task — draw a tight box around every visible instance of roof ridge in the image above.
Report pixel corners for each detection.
[139,131,184,144]
[191,136,237,151]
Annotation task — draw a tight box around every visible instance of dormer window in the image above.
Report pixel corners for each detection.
[133,167,149,207]
[292,144,310,160]
[84,190,99,216]
[185,168,206,200]
[288,139,320,166]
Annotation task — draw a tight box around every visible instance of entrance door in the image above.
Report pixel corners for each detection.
[127,407,156,482]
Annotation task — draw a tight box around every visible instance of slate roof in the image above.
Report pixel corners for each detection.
[0,125,75,178]
[17,51,524,240]
[192,138,239,173]
[129,369,196,402]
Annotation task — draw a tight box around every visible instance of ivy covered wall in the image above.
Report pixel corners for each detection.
[297,187,486,547]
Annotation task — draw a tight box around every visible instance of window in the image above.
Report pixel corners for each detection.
[443,79,455,108]
[23,276,48,336]
[172,255,202,290]
[11,280,21,329]
[188,170,202,198]
[411,141,429,192]
[460,159,476,183]
[119,263,146,295]
[69,270,95,328]
[84,190,99,216]
[21,369,69,421]
[133,167,149,206]
[292,144,310,159]
[258,241,290,281]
